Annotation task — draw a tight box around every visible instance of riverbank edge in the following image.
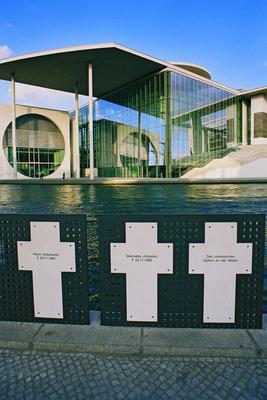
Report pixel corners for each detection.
[0,177,267,185]
[0,314,267,358]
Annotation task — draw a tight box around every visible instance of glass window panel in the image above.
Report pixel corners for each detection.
[73,69,241,178]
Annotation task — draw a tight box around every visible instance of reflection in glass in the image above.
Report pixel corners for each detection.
[71,70,241,178]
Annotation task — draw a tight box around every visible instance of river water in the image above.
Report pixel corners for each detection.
[0,183,266,310]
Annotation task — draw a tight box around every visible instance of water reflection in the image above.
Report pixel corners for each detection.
[0,183,266,215]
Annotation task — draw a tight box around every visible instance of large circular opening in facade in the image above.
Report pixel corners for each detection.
[3,114,65,178]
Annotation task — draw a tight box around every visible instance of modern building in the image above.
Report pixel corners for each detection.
[0,43,266,180]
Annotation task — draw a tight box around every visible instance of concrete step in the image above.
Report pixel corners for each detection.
[0,313,267,358]
[184,145,267,179]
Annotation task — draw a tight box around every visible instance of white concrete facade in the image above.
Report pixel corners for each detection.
[184,157,267,179]
[183,144,267,179]
[0,104,70,179]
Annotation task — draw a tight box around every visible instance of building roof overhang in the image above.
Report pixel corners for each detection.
[240,87,267,98]
[0,42,239,98]
[0,43,171,98]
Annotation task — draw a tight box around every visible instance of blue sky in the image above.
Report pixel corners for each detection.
[0,0,267,110]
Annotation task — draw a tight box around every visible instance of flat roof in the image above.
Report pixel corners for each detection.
[0,42,238,98]
[0,43,168,97]
[239,86,267,98]
[169,62,211,79]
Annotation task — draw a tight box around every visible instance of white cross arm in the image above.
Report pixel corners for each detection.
[17,241,76,272]
[189,222,252,275]
[111,222,173,274]
[110,242,173,274]
[17,222,76,273]
[189,242,253,275]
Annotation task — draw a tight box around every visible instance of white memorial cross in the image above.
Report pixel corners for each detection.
[111,222,173,322]
[17,222,76,319]
[189,222,253,323]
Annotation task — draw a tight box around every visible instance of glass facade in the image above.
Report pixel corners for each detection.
[171,72,241,177]
[3,114,65,178]
[72,69,241,178]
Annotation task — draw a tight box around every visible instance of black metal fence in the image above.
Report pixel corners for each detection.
[0,213,265,329]
[100,214,265,328]
[0,214,89,324]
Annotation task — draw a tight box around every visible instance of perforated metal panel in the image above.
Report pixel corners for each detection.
[0,214,89,324]
[99,215,265,328]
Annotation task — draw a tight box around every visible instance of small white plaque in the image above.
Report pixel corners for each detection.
[189,222,253,323]
[111,222,173,322]
[17,222,76,319]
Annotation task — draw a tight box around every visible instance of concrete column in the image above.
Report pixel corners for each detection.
[74,87,80,178]
[164,72,172,178]
[137,110,141,177]
[242,101,248,146]
[11,74,17,179]
[88,64,94,180]
[192,113,203,155]
[188,126,194,155]
[226,104,237,146]
[250,95,267,144]
[116,132,120,167]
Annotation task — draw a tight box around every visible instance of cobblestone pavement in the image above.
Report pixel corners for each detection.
[0,349,267,400]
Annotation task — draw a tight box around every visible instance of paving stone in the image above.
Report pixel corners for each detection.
[0,349,267,399]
